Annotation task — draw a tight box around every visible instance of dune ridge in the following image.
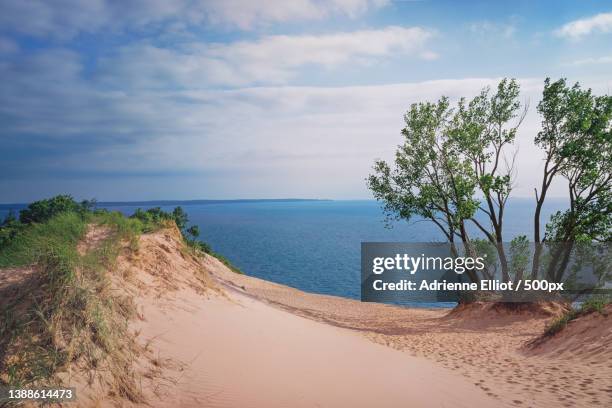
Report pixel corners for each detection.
[3,226,611,407]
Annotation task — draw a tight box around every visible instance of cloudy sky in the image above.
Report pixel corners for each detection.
[1,0,611,203]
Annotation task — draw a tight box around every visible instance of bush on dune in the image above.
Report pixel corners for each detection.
[18,194,93,225]
[544,296,611,336]
[0,211,87,268]
[128,205,243,273]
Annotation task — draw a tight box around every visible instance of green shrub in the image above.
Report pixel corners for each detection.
[544,296,610,336]
[0,212,87,268]
[130,207,181,232]
[544,310,578,336]
[18,195,91,225]
[172,207,188,230]
[0,211,22,248]
[580,296,610,314]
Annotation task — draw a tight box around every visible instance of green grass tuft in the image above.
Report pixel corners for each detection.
[579,295,610,314]
[544,295,610,337]
[0,211,144,402]
[544,310,579,336]
[0,212,86,268]
[185,239,243,274]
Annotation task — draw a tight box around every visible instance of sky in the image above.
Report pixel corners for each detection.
[1,0,611,203]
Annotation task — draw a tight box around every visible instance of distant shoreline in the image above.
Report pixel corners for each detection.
[0,198,333,209]
[0,197,570,209]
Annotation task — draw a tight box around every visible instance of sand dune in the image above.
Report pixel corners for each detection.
[5,226,609,407]
[205,241,612,408]
[526,304,612,360]
[134,286,500,408]
[115,228,499,407]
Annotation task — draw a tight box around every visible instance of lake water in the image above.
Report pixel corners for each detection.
[0,199,567,307]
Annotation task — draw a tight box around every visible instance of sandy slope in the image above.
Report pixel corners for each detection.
[134,286,499,408]
[207,255,612,408]
[117,228,499,407]
[5,226,608,407]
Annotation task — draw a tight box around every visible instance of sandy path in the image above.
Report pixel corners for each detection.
[112,228,611,408]
[203,253,612,408]
[135,286,500,408]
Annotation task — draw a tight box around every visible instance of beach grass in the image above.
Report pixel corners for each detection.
[544,295,611,336]
[0,199,242,398]
[0,210,149,400]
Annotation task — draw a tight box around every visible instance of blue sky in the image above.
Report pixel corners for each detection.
[1,0,611,203]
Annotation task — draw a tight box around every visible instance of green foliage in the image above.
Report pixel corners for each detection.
[0,210,22,248]
[509,235,530,279]
[367,78,523,284]
[0,195,96,253]
[537,78,612,244]
[367,95,476,236]
[188,239,211,253]
[580,296,610,314]
[1,195,241,279]
[186,225,200,239]
[368,77,610,290]
[18,195,91,225]
[0,195,247,398]
[544,295,610,336]
[471,238,498,279]
[534,78,612,283]
[128,205,242,274]
[130,207,174,231]
[172,207,189,230]
[129,205,194,235]
[544,310,578,336]
[0,212,87,268]
[367,79,523,236]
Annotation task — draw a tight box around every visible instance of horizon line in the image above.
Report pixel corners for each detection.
[0,196,571,208]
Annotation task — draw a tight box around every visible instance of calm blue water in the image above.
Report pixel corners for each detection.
[0,199,567,307]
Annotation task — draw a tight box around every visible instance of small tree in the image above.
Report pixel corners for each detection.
[534,78,612,281]
[368,78,525,283]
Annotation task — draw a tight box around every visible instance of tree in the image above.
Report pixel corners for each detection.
[368,78,525,284]
[449,78,526,282]
[368,77,610,296]
[534,78,612,281]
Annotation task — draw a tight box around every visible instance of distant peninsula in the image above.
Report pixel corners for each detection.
[0,198,332,210]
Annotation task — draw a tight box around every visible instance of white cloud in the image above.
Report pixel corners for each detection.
[202,0,390,29]
[554,12,612,39]
[565,55,612,66]
[2,47,588,199]
[468,21,516,39]
[99,26,436,87]
[0,0,389,39]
